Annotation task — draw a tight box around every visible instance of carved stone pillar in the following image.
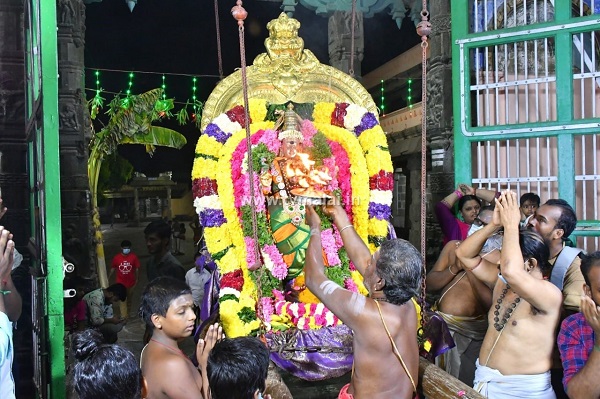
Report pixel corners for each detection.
[425,0,454,261]
[0,3,35,397]
[0,0,29,253]
[57,0,94,276]
[328,11,364,77]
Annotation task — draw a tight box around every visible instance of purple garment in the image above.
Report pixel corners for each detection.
[434,201,468,245]
[199,261,219,323]
[387,220,397,239]
[266,324,354,381]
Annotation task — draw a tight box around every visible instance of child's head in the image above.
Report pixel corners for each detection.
[72,329,143,399]
[139,277,194,333]
[207,337,270,399]
[121,240,132,255]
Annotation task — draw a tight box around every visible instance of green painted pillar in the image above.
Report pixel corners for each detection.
[40,0,65,397]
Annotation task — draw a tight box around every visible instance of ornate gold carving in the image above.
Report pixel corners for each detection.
[201,13,377,131]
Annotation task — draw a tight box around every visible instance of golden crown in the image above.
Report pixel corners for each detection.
[267,13,301,39]
[277,103,304,141]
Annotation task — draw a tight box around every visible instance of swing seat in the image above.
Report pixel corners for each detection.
[192,13,395,380]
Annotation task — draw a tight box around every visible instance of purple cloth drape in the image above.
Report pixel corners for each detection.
[266,324,354,381]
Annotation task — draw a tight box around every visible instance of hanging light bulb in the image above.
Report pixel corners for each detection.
[126,0,137,12]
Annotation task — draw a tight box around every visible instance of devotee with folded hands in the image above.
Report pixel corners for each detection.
[456,190,562,398]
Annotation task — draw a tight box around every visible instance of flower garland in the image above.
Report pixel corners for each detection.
[192,100,393,337]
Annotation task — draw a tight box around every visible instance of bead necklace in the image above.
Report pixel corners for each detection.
[493,284,521,331]
[150,338,189,361]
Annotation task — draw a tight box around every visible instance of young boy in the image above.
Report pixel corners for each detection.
[139,277,222,399]
[109,240,140,318]
[207,337,272,399]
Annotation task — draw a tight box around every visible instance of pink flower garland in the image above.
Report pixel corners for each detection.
[231,131,266,211]
[344,277,358,292]
[244,236,258,268]
[301,119,317,146]
[328,140,354,222]
[262,244,288,280]
[258,129,281,154]
[259,297,274,323]
[320,228,341,266]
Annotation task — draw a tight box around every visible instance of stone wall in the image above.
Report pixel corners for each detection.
[57,0,94,276]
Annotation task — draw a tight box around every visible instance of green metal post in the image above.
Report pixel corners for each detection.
[557,134,576,207]
[40,0,65,397]
[452,0,472,185]
[554,4,574,125]
[554,1,575,205]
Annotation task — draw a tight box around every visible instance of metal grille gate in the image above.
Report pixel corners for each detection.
[452,0,600,250]
[25,1,65,398]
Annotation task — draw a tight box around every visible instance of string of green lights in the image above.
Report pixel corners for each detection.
[86,66,221,78]
[87,70,202,107]
[90,68,420,118]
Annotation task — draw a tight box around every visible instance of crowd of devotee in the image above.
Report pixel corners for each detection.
[428,185,592,399]
[1,181,600,399]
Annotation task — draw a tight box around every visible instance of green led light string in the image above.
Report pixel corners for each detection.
[192,77,198,120]
[127,72,134,97]
[191,77,202,129]
[85,69,206,129]
[90,70,105,119]
[407,78,413,109]
[156,74,173,118]
[121,72,134,108]
[380,79,385,116]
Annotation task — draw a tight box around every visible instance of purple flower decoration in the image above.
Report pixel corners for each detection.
[200,208,227,227]
[205,123,232,144]
[368,202,391,220]
[354,112,378,136]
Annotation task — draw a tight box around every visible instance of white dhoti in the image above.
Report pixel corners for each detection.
[473,359,556,399]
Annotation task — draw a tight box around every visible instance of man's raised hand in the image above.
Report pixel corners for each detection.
[495,190,521,228]
[581,295,600,335]
[196,323,224,371]
[305,206,322,230]
[0,227,14,279]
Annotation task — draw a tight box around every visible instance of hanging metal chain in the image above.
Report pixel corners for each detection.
[232,1,262,303]
[417,2,431,327]
[349,0,357,77]
[215,0,224,79]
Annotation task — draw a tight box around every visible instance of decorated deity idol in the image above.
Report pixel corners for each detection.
[260,104,332,280]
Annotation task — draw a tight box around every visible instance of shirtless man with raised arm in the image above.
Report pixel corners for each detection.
[139,276,222,399]
[427,207,497,384]
[304,204,421,399]
[456,191,562,398]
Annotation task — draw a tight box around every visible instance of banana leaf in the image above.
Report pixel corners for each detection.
[121,126,187,155]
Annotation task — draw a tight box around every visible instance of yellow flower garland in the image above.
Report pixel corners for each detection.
[194,100,393,336]
[249,98,268,123]
[358,126,388,152]
[313,102,336,125]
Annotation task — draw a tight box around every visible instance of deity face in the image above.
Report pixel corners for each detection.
[281,138,302,158]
